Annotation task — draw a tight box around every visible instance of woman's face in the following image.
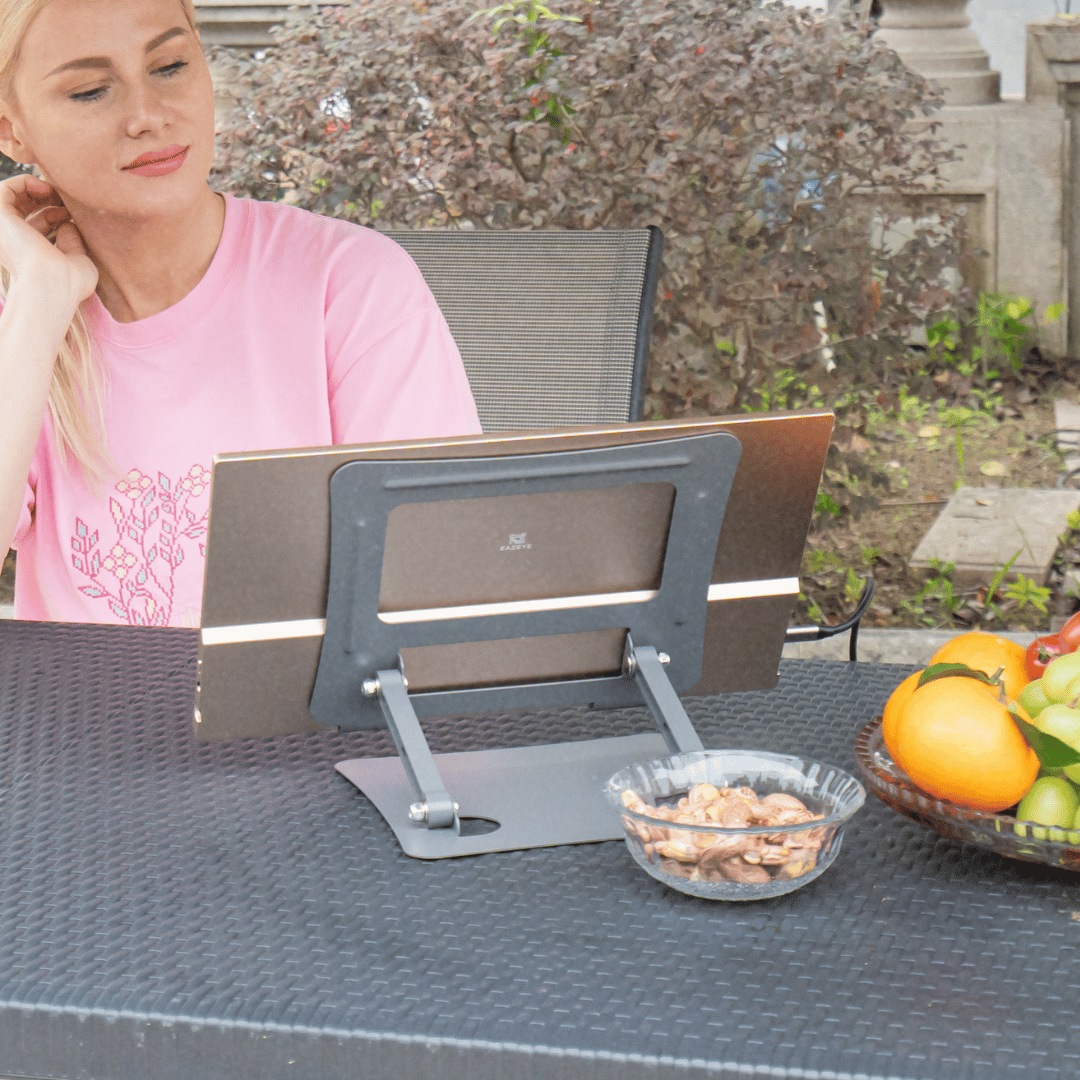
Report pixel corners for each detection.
[0,0,215,219]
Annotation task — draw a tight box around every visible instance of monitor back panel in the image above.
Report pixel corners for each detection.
[194,411,833,740]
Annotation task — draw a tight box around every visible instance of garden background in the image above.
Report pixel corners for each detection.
[2,0,1077,633]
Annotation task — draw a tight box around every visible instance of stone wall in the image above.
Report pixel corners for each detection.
[877,0,1068,354]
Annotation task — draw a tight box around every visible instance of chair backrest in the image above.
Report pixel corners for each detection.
[381,227,664,431]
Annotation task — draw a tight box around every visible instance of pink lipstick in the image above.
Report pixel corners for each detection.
[122,145,188,177]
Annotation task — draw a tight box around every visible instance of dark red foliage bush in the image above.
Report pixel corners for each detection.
[210,0,962,417]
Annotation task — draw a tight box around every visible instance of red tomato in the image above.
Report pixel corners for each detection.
[1025,635,1067,681]
[1057,610,1080,653]
[1024,611,1080,681]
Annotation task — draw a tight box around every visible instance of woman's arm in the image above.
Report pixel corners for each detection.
[0,174,97,556]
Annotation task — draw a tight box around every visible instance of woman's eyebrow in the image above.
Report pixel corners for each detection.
[44,26,189,79]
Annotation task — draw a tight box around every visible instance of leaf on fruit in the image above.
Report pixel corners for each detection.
[916,663,997,689]
[1011,712,1080,769]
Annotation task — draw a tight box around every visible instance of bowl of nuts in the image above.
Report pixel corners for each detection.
[604,750,866,900]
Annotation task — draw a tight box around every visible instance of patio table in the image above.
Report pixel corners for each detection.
[2,620,1080,1080]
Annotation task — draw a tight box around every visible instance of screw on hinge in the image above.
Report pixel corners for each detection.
[408,801,459,823]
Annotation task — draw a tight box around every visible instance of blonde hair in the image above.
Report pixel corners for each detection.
[0,0,200,495]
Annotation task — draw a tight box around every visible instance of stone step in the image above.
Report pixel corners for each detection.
[908,484,1080,586]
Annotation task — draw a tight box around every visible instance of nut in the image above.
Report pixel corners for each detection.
[627,782,828,886]
[748,801,777,824]
[720,798,754,828]
[777,853,818,879]
[757,843,792,866]
[715,856,772,884]
[699,832,758,866]
[688,783,721,805]
[760,792,810,814]
[655,838,701,863]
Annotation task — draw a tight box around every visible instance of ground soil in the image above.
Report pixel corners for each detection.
[793,376,1080,635]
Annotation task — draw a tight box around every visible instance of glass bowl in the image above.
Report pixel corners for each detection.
[854,715,1080,870]
[604,750,866,900]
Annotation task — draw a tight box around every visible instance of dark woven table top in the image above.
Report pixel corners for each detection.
[2,620,1080,1080]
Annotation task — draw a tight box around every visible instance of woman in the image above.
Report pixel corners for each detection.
[0,0,481,626]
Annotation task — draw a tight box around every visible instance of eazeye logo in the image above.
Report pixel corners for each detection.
[500,532,532,551]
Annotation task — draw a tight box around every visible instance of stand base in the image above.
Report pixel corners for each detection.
[336,731,668,859]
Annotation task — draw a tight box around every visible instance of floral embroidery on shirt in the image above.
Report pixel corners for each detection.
[69,463,211,626]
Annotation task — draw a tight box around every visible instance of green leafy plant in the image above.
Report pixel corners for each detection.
[982,549,1021,622]
[814,491,841,519]
[969,383,1004,416]
[804,548,843,575]
[897,388,931,425]
[1003,574,1052,614]
[741,367,826,413]
[937,405,984,488]
[927,292,1065,382]
[479,0,584,138]
[926,314,960,355]
[843,567,864,604]
[974,293,1033,375]
[901,557,962,625]
[1061,509,1080,546]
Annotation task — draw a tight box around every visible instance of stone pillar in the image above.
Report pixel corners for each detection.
[876,0,1000,106]
[1029,20,1080,358]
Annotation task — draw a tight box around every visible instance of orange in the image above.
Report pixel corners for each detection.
[893,676,1038,813]
[882,669,923,769]
[928,632,1028,701]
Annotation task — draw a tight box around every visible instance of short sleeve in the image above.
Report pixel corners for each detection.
[322,232,481,446]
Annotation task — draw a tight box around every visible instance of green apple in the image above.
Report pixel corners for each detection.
[1063,671,1080,707]
[1042,651,1080,703]
[1035,703,1080,747]
[1018,679,1053,720]
[1015,776,1080,840]
[1033,704,1080,784]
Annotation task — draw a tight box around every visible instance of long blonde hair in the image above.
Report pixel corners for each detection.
[0,0,200,495]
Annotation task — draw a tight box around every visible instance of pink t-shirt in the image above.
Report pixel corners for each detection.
[11,194,481,626]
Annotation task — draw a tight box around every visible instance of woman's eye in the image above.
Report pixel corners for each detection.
[67,61,187,102]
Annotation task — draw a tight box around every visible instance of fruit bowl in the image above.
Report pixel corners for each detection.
[855,715,1080,870]
[604,750,866,900]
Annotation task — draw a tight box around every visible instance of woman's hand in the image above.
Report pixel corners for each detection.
[0,173,97,309]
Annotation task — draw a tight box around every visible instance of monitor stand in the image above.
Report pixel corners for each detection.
[317,433,741,859]
[336,641,704,859]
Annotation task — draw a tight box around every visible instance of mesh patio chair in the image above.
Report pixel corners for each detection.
[382,227,664,430]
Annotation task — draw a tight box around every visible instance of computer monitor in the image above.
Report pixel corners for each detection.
[193,412,833,857]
